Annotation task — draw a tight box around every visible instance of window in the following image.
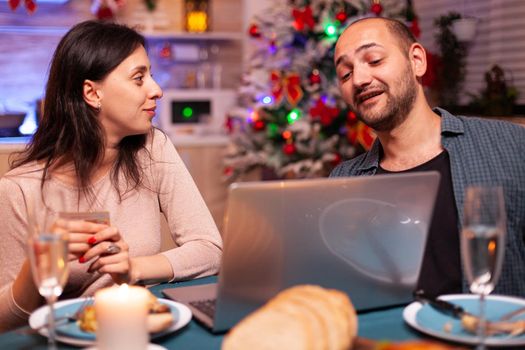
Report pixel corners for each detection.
[416,0,525,106]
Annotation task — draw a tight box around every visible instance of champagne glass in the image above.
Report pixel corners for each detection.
[461,186,506,349]
[27,232,69,349]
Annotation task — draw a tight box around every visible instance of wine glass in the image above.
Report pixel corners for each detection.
[27,232,69,349]
[461,186,506,349]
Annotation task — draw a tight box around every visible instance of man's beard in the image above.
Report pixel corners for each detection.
[351,65,418,132]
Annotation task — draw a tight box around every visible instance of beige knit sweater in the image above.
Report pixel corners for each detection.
[0,129,222,331]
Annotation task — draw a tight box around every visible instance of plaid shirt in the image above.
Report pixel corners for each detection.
[331,108,525,297]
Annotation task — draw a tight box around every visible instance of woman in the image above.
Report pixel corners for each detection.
[0,20,222,332]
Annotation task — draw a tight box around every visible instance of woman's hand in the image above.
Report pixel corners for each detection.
[81,226,132,285]
[51,219,108,261]
[52,219,132,284]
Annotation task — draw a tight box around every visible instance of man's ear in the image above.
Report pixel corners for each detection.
[409,43,427,78]
[83,79,102,109]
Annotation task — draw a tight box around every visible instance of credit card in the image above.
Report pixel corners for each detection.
[58,211,110,225]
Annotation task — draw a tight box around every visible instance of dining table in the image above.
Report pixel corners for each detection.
[0,276,469,350]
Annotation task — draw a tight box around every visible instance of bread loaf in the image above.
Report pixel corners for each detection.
[222,285,358,350]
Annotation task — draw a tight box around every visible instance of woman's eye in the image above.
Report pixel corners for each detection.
[369,59,382,65]
[134,75,144,82]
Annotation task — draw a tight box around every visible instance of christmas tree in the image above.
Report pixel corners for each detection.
[224,0,419,181]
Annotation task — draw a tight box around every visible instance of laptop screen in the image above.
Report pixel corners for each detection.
[213,172,440,331]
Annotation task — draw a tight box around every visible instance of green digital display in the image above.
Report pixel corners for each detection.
[171,100,210,124]
[182,107,193,119]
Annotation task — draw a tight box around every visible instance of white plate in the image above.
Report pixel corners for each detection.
[403,294,525,346]
[29,297,192,347]
[85,343,167,350]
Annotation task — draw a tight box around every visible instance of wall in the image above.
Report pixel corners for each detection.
[0,0,243,116]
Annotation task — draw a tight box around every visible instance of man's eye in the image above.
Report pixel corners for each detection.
[369,59,382,65]
[340,72,352,82]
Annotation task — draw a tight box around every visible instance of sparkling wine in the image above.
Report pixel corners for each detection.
[29,234,69,299]
[462,225,504,295]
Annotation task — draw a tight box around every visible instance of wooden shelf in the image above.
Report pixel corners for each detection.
[0,25,69,35]
[0,25,243,41]
[142,31,243,41]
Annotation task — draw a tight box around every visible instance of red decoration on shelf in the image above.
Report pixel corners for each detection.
[292,5,315,31]
[248,24,261,38]
[309,98,340,127]
[8,0,21,10]
[159,42,172,59]
[282,143,297,155]
[370,0,383,16]
[9,0,37,14]
[335,11,347,23]
[270,71,303,106]
[91,0,125,21]
[96,5,114,20]
[225,116,234,133]
[25,0,36,13]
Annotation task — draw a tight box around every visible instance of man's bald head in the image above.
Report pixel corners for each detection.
[339,17,417,57]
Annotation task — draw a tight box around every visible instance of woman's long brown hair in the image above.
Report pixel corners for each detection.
[11,20,150,203]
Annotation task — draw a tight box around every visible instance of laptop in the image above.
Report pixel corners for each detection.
[162,171,440,333]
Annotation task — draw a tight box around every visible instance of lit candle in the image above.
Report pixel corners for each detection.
[94,284,150,350]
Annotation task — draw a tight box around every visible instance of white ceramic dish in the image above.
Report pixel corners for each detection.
[29,297,191,347]
[403,294,525,346]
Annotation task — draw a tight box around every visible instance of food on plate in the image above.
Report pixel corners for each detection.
[77,291,173,333]
[373,340,467,350]
[77,305,96,333]
[461,314,525,336]
[222,284,358,350]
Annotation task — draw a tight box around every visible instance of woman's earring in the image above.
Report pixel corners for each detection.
[96,101,101,112]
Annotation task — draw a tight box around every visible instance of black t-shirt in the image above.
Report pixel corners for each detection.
[377,150,462,297]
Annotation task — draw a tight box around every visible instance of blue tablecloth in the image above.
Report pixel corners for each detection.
[0,276,424,349]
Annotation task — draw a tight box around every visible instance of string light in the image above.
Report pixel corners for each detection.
[287,109,301,124]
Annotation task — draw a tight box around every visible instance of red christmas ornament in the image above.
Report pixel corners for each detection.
[310,98,340,126]
[347,110,358,124]
[223,167,234,177]
[248,24,261,38]
[331,153,342,166]
[422,51,441,89]
[409,18,421,38]
[282,143,296,155]
[24,0,36,14]
[253,120,266,131]
[370,1,383,16]
[292,5,315,31]
[335,11,348,23]
[309,70,321,85]
[225,116,234,133]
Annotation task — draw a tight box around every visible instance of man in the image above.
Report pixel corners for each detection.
[331,17,525,297]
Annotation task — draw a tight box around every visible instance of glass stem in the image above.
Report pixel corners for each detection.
[476,293,487,350]
[47,296,57,350]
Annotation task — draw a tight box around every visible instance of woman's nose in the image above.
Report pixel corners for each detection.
[148,78,163,99]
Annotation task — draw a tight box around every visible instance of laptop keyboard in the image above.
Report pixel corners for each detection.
[189,299,216,319]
